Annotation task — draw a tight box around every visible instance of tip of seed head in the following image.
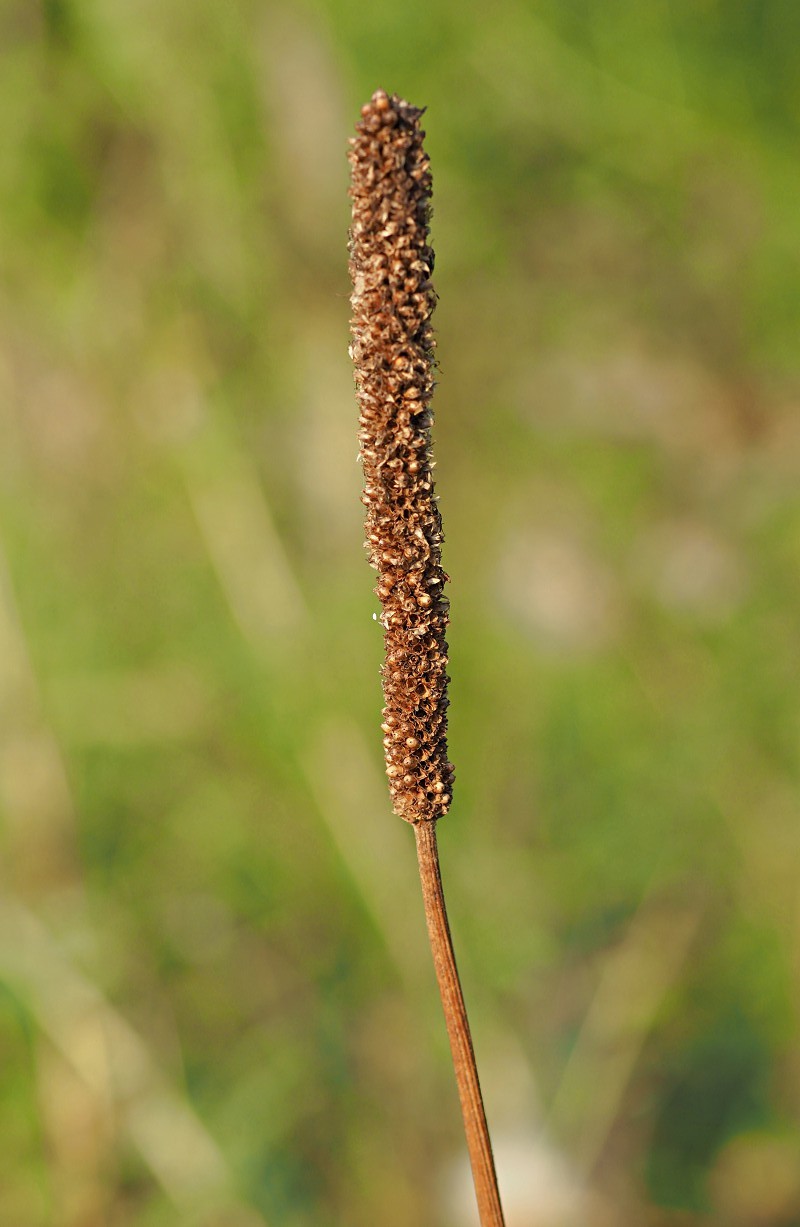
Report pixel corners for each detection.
[356,89,425,132]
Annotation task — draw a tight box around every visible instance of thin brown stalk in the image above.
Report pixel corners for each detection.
[348,89,505,1227]
[415,820,505,1227]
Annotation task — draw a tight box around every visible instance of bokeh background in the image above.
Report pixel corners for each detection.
[2,2,800,1224]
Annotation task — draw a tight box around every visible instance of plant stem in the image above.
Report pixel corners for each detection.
[349,91,505,1225]
[414,820,506,1227]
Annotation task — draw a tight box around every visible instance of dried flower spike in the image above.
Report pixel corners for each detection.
[349,88,454,824]
[348,92,506,1227]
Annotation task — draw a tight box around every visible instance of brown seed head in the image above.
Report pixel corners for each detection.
[348,90,454,823]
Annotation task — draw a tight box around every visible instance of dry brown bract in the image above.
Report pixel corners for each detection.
[349,89,454,823]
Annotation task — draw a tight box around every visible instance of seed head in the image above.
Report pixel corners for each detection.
[349,90,454,823]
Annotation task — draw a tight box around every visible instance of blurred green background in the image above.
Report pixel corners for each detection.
[2,2,800,1224]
